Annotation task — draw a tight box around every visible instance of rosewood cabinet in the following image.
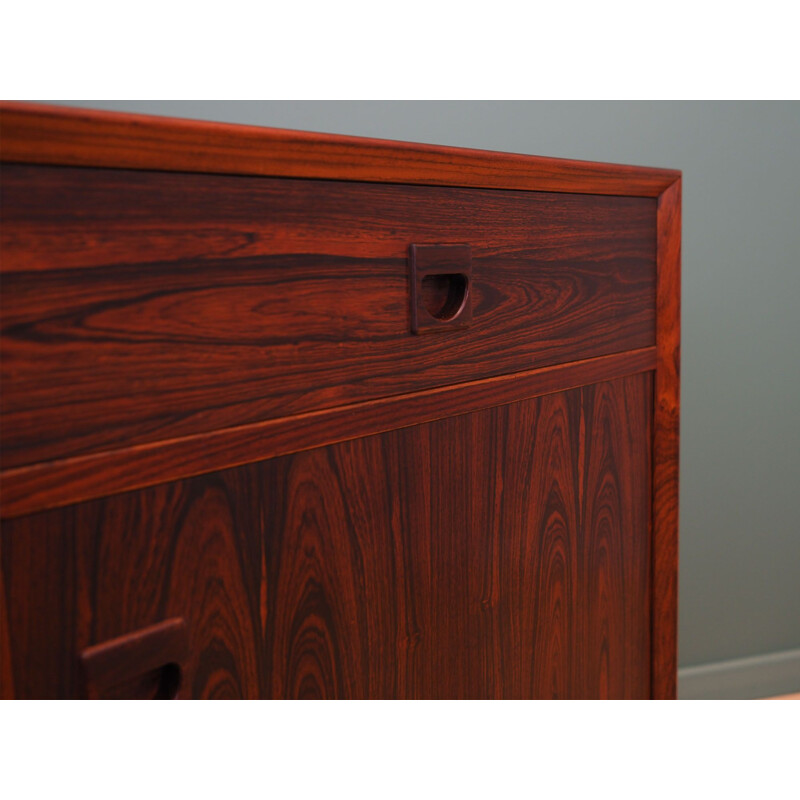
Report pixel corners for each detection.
[0,103,680,699]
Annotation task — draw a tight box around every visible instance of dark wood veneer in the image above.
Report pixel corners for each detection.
[0,348,655,519]
[81,618,188,700]
[0,102,679,197]
[652,179,681,699]
[2,375,651,700]
[1,165,656,469]
[2,473,264,699]
[0,103,680,699]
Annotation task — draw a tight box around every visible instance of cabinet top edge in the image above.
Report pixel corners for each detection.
[0,102,681,198]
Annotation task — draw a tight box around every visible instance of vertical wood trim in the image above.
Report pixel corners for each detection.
[652,178,681,699]
[0,552,14,698]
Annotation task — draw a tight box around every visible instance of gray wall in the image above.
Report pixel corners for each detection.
[50,101,800,673]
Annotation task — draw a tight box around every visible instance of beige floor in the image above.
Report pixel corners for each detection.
[767,692,800,699]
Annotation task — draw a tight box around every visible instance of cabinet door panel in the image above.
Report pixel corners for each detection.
[2,373,651,699]
[2,473,263,699]
[262,372,652,699]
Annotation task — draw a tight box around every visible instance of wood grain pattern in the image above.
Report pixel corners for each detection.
[1,470,264,699]
[1,165,657,470]
[652,178,681,699]
[0,102,680,197]
[262,372,653,698]
[0,105,679,700]
[579,380,652,697]
[0,347,656,519]
[1,374,652,699]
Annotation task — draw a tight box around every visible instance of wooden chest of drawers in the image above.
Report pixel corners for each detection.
[0,103,680,699]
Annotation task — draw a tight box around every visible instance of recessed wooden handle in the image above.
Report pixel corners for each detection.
[81,618,188,700]
[409,244,472,333]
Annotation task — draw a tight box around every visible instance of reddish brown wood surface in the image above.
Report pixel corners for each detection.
[2,472,264,699]
[1,164,657,470]
[1,374,652,699]
[0,104,680,699]
[0,565,13,698]
[0,347,655,519]
[651,179,681,699]
[81,618,187,700]
[410,244,473,334]
[0,102,680,197]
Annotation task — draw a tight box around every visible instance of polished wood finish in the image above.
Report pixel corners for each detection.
[0,104,680,699]
[0,348,656,519]
[2,473,263,699]
[264,375,652,698]
[409,244,473,334]
[81,618,187,700]
[0,102,679,197]
[652,179,682,699]
[0,566,13,699]
[2,375,651,699]
[1,165,656,470]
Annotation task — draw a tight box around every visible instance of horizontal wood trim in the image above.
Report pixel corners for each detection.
[0,102,680,197]
[0,347,656,519]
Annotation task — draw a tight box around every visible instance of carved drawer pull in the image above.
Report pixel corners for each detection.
[81,618,188,700]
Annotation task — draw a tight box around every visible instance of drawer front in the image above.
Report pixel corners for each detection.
[1,165,656,468]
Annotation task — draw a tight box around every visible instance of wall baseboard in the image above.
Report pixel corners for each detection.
[679,647,800,699]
